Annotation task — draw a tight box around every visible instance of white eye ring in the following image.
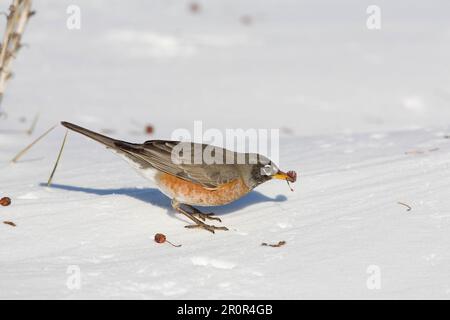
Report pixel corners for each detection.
[261,164,272,175]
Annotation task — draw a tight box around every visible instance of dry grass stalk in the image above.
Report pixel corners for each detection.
[47,129,68,186]
[26,112,39,135]
[11,124,56,163]
[0,0,34,109]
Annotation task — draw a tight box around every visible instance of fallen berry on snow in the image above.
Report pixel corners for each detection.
[0,197,11,206]
[189,2,200,13]
[145,125,154,135]
[154,233,181,247]
[154,233,166,243]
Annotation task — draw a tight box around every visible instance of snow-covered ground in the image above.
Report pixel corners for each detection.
[1,0,450,299]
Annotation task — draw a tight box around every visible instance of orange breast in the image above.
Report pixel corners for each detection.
[156,172,250,206]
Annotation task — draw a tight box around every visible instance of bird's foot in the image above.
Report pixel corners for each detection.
[185,222,229,234]
[192,211,222,222]
[172,200,228,234]
[186,204,222,222]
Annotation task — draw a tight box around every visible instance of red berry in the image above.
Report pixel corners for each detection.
[145,125,154,135]
[154,233,166,244]
[0,197,11,206]
[189,2,200,13]
[287,171,297,183]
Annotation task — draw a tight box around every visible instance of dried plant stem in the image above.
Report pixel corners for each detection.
[261,241,286,248]
[11,124,56,163]
[3,221,16,227]
[26,112,39,135]
[0,0,34,109]
[398,201,412,212]
[166,240,182,247]
[286,179,294,191]
[47,129,68,186]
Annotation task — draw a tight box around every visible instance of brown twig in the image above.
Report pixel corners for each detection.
[261,241,286,248]
[3,221,16,227]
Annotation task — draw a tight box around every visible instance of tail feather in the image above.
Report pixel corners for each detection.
[60,121,151,168]
[61,121,118,148]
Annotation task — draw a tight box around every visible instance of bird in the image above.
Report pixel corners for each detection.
[60,121,297,233]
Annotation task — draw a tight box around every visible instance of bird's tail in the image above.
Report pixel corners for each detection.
[60,121,149,169]
[61,121,118,148]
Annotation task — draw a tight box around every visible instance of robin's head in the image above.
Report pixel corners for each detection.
[248,156,297,189]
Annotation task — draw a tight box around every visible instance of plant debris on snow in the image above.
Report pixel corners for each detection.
[261,241,286,248]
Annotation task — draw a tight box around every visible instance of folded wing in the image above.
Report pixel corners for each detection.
[114,140,241,189]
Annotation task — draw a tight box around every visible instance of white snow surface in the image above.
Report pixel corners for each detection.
[1,0,450,299]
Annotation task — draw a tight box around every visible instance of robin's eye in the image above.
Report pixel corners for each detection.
[261,164,272,176]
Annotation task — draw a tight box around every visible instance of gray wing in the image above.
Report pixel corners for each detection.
[60,122,242,189]
[114,140,241,189]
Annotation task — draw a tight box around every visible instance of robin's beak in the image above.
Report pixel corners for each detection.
[272,170,297,183]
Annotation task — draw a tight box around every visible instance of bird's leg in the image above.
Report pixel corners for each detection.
[171,199,203,225]
[171,199,228,234]
[184,204,222,222]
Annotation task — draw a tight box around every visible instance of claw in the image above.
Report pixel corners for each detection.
[185,224,215,234]
[185,222,228,234]
[172,200,228,234]
[192,212,222,222]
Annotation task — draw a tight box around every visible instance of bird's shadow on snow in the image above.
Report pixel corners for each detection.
[41,183,287,218]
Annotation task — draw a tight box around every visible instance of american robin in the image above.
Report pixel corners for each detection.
[61,122,297,233]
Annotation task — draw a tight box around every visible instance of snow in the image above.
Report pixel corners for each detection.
[1,0,450,299]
